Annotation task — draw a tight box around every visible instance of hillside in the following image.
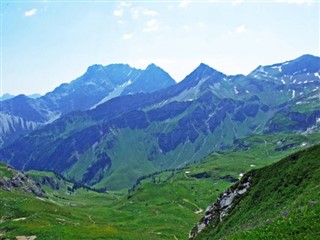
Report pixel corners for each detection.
[192,144,320,239]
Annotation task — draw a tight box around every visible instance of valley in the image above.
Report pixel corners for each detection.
[1,132,320,239]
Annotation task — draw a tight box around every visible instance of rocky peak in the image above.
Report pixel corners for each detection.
[86,64,104,74]
[146,63,158,70]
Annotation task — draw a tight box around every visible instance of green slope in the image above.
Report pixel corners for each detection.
[196,144,320,239]
[1,133,319,239]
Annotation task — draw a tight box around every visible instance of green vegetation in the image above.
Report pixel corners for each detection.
[0,162,14,178]
[196,144,320,239]
[1,133,320,239]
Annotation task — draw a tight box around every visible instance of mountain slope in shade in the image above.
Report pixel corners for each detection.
[1,55,319,190]
[0,64,176,147]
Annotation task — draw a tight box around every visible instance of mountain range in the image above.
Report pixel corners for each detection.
[0,54,319,191]
[0,64,175,146]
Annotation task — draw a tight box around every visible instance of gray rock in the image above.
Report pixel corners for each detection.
[0,171,45,197]
[189,174,252,239]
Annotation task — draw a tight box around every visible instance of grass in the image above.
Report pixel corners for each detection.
[1,132,320,239]
[196,144,320,239]
[0,162,14,178]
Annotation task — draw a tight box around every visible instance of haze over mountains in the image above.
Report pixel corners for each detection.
[1,54,319,190]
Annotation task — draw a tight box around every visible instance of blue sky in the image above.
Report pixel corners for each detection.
[1,0,319,95]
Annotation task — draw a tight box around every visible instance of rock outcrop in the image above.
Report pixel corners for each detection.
[189,173,252,239]
[0,169,45,197]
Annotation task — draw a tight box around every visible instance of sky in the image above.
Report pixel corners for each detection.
[1,0,319,96]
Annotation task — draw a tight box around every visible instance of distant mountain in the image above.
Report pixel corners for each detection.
[28,93,42,99]
[0,93,15,101]
[1,55,319,190]
[0,64,176,146]
[0,93,42,101]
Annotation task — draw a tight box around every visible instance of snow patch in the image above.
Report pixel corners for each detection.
[271,65,282,72]
[234,86,239,94]
[84,81,96,86]
[0,113,43,146]
[170,77,209,102]
[292,89,295,98]
[301,142,307,147]
[281,79,286,84]
[91,80,132,109]
[315,72,320,79]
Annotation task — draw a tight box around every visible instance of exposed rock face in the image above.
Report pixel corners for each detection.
[189,174,252,239]
[0,171,45,197]
[15,236,37,240]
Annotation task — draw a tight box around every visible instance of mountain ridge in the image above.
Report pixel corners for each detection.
[0,63,176,147]
[1,54,319,190]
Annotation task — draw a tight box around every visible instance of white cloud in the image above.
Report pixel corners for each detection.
[122,33,133,40]
[118,20,125,24]
[24,8,37,17]
[197,22,205,28]
[183,25,191,32]
[235,24,247,33]
[143,19,158,32]
[232,0,243,6]
[179,0,192,8]
[120,1,131,7]
[146,19,157,27]
[113,9,124,17]
[131,8,140,19]
[143,9,159,16]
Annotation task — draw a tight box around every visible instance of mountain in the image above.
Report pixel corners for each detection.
[190,144,320,239]
[265,89,320,134]
[0,93,41,101]
[1,55,319,190]
[0,64,176,147]
[0,93,15,101]
[27,93,42,99]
